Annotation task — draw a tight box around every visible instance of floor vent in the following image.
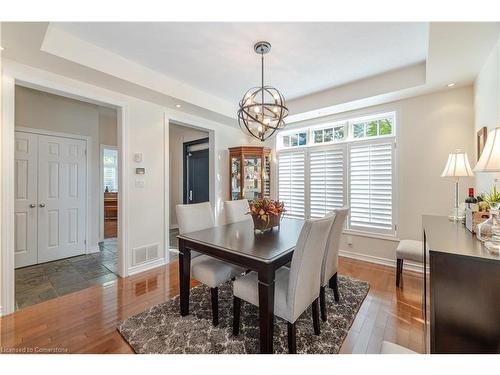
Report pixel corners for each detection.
[132,243,160,266]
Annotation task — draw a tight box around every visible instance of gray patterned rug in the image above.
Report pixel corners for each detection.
[118,275,369,354]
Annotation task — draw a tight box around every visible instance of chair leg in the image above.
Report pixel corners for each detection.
[396,259,403,287]
[319,286,327,322]
[210,287,219,326]
[287,322,296,354]
[233,296,241,336]
[312,298,321,335]
[329,273,340,302]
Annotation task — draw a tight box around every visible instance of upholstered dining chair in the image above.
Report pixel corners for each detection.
[176,202,245,326]
[319,207,349,322]
[232,215,334,353]
[224,199,251,224]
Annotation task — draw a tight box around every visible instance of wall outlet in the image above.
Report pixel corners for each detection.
[346,235,353,246]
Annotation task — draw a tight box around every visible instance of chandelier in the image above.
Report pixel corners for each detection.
[237,41,289,142]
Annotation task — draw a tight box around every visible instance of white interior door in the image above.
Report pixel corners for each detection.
[14,132,39,268]
[37,135,87,263]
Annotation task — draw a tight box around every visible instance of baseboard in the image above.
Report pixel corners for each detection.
[128,257,167,276]
[339,248,425,273]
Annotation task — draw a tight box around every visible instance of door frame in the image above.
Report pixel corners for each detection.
[183,137,209,204]
[15,127,92,263]
[99,144,118,242]
[1,71,130,316]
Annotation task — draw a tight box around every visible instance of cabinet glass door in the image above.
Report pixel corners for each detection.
[243,155,262,200]
[231,156,241,200]
[264,154,271,198]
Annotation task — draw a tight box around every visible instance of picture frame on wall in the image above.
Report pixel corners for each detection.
[477,126,488,161]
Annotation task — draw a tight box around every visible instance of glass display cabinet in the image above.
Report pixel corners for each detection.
[229,146,271,201]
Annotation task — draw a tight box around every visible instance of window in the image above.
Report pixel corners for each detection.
[312,124,346,144]
[349,141,394,234]
[277,111,396,236]
[351,117,393,139]
[280,131,307,148]
[103,147,118,192]
[278,149,305,218]
[309,147,344,218]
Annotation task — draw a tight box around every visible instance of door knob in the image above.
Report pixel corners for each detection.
[29,204,36,208]
[39,203,46,208]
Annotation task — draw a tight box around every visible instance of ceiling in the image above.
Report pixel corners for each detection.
[54,22,429,102]
[1,22,499,126]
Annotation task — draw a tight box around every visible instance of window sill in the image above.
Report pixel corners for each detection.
[343,229,399,242]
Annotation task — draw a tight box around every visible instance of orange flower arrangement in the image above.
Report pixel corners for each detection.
[248,198,286,227]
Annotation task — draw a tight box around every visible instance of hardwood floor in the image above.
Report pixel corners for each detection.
[0,257,424,354]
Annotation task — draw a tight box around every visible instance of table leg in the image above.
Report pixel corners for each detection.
[258,268,275,354]
[178,238,191,316]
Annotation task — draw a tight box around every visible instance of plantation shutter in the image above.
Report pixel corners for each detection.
[309,147,345,218]
[349,141,394,234]
[278,150,306,218]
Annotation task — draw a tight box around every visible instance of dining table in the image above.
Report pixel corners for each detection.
[177,216,304,354]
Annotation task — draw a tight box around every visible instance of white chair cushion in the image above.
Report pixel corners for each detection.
[191,255,245,288]
[396,240,423,263]
[380,341,417,354]
[233,268,291,322]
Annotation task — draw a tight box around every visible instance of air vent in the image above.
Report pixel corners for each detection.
[132,243,160,266]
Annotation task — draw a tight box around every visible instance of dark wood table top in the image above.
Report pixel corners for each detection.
[422,215,500,262]
[177,217,304,263]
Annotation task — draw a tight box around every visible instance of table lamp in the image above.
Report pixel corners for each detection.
[474,127,500,254]
[441,149,474,221]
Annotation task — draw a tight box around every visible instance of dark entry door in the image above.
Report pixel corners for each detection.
[184,139,209,204]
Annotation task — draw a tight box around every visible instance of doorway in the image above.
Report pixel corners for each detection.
[168,123,210,260]
[183,137,210,204]
[12,85,120,310]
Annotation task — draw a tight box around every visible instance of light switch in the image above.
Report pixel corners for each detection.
[135,179,145,188]
[134,153,143,163]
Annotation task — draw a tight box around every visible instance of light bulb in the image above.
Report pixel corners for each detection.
[254,106,260,113]
[273,107,278,113]
[258,126,263,132]
[263,118,270,125]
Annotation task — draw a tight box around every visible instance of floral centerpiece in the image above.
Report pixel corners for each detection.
[248,198,286,232]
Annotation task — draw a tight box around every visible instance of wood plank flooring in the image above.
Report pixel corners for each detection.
[0,257,424,354]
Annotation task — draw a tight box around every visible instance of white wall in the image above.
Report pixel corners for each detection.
[15,85,117,250]
[279,86,475,266]
[474,31,500,195]
[98,106,118,146]
[169,123,208,227]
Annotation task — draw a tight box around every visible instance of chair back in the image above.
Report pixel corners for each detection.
[224,199,251,224]
[321,207,349,286]
[287,215,334,322]
[176,202,215,235]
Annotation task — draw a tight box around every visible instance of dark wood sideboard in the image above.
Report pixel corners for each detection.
[422,215,500,353]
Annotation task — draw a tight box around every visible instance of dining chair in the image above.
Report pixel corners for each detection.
[176,202,245,326]
[319,207,349,322]
[224,199,251,224]
[232,215,334,353]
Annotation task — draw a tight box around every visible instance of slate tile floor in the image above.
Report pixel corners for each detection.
[15,238,118,310]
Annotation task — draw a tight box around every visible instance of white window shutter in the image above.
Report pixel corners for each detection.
[278,150,305,218]
[309,147,344,218]
[349,141,394,234]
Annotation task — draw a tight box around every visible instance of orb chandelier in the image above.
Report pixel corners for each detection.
[237,41,289,142]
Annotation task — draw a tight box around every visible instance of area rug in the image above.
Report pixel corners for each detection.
[118,275,369,354]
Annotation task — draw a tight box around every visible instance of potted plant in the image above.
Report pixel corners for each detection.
[248,198,286,232]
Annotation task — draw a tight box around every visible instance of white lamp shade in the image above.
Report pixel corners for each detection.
[441,150,474,177]
[474,127,500,172]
